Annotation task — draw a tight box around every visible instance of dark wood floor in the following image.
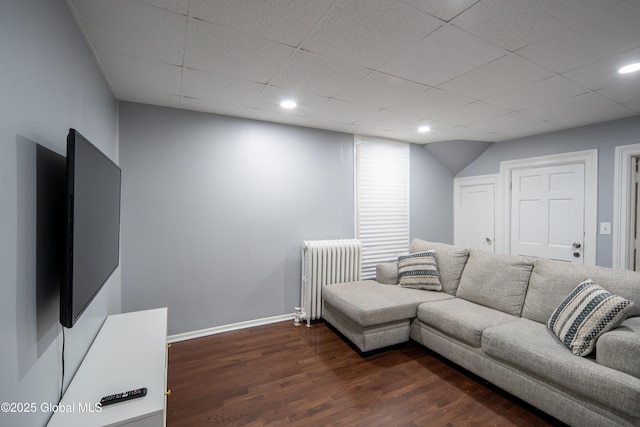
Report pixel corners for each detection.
[167,320,563,427]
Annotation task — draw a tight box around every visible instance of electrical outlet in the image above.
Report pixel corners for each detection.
[599,222,611,235]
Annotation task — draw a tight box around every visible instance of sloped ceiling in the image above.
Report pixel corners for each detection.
[67,0,640,144]
[424,140,493,174]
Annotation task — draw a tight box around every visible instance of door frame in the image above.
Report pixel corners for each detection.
[612,143,640,269]
[499,149,598,265]
[453,174,498,249]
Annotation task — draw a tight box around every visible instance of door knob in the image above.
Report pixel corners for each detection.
[573,252,581,258]
[486,237,492,245]
[572,242,582,249]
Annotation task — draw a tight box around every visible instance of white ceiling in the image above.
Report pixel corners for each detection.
[67,0,640,144]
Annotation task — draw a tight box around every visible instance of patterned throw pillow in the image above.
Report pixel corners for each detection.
[397,250,442,291]
[547,280,635,356]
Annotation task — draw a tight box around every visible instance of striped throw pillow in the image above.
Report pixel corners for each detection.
[547,280,635,357]
[397,250,442,291]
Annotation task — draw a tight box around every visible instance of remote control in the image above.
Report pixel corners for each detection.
[99,387,147,407]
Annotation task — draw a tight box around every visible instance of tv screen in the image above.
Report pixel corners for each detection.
[60,129,121,328]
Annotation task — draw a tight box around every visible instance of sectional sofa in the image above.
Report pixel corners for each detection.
[321,239,640,427]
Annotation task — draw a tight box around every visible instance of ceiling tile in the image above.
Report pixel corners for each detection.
[182,69,265,105]
[390,87,475,117]
[452,0,623,52]
[439,54,553,100]
[242,107,311,126]
[498,123,568,140]
[302,0,442,68]
[562,47,640,91]
[190,0,333,47]
[597,77,640,107]
[180,97,248,117]
[136,0,189,15]
[451,101,513,127]
[68,0,640,144]
[399,0,479,22]
[335,72,428,109]
[70,0,187,65]
[517,1,640,73]
[250,86,329,115]
[269,51,370,98]
[242,110,368,137]
[289,116,362,135]
[97,50,183,98]
[416,118,457,132]
[522,92,635,127]
[310,99,380,124]
[444,126,497,142]
[354,109,426,131]
[185,19,294,84]
[484,76,587,111]
[380,25,506,87]
[622,100,640,113]
[355,111,457,137]
[406,131,445,145]
[317,122,364,136]
[392,131,440,144]
[469,111,548,134]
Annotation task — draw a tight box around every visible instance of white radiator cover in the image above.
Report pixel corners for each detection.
[300,239,362,326]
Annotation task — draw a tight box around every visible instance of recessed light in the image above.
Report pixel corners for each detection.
[418,126,431,133]
[618,63,640,74]
[280,100,297,109]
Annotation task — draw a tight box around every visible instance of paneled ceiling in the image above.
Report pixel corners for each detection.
[68,0,640,144]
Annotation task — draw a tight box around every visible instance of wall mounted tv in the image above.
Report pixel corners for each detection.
[60,129,121,328]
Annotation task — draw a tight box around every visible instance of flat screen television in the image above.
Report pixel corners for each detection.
[60,129,121,328]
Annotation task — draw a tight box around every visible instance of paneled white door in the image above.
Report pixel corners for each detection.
[454,175,497,253]
[457,184,495,252]
[510,163,585,263]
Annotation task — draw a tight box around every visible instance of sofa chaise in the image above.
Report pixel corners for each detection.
[321,239,640,427]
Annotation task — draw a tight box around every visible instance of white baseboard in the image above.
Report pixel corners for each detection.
[167,313,296,343]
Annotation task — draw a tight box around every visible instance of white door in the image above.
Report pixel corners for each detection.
[454,178,496,253]
[510,163,584,263]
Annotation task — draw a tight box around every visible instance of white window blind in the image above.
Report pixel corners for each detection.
[355,137,410,279]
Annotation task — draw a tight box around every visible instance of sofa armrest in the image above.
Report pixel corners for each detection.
[596,317,640,379]
[376,262,398,285]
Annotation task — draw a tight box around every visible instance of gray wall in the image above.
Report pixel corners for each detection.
[458,115,640,267]
[0,1,120,426]
[119,103,354,335]
[411,144,454,243]
[119,103,455,335]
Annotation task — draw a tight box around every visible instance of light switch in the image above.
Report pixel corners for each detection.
[600,222,611,235]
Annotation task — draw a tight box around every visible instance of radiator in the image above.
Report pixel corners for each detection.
[299,239,362,327]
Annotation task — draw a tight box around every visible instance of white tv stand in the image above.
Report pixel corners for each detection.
[48,308,168,427]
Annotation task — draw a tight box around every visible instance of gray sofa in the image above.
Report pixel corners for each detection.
[321,238,640,427]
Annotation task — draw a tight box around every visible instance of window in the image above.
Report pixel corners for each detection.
[355,136,410,279]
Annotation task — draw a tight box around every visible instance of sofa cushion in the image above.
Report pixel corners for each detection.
[597,317,640,379]
[482,318,640,418]
[522,258,640,324]
[322,302,411,352]
[397,250,442,291]
[321,280,453,327]
[548,280,635,356]
[409,239,469,295]
[416,298,518,347]
[456,251,534,316]
[376,262,398,285]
